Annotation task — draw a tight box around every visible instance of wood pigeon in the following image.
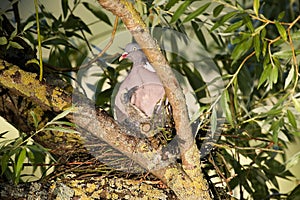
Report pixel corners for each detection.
[113,43,172,137]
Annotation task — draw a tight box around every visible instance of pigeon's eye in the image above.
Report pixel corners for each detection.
[132,46,137,51]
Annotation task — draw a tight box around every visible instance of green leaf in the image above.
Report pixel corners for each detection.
[224,20,244,33]
[291,131,300,136]
[43,126,79,134]
[254,34,261,61]
[48,106,77,124]
[42,37,77,49]
[220,90,234,126]
[262,40,267,57]
[15,148,26,177]
[213,5,224,17]
[278,11,285,20]
[30,111,39,129]
[261,28,267,56]
[0,36,7,45]
[48,121,76,127]
[287,109,297,129]
[82,2,112,26]
[61,0,69,18]
[95,88,113,106]
[65,31,84,40]
[26,146,35,163]
[9,29,17,40]
[270,65,278,84]
[253,0,260,16]
[265,159,285,174]
[254,23,268,35]
[191,21,207,49]
[231,37,253,64]
[27,144,51,166]
[22,21,35,32]
[275,21,287,41]
[13,136,24,148]
[237,67,253,96]
[181,64,206,100]
[284,66,294,89]
[170,0,191,24]
[244,15,254,32]
[258,64,272,88]
[292,97,300,113]
[211,11,237,31]
[273,49,300,59]
[8,41,24,49]
[1,153,10,175]
[183,2,211,23]
[165,0,179,10]
[271,119,281,144]
[266,108,283,116]
[25,58,39,66]
[273,37,285,47]
[63,14,92,34]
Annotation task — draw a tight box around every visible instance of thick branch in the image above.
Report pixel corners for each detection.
[0,57,211,199]
[98,0,195,168]
[0,59,212,199]
[0,59,170,174]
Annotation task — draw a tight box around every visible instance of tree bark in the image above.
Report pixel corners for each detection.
[0,177,178,199]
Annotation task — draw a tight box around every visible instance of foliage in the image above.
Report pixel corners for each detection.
[0,107,77,184]
[126,1,300,198]
[0,0,300,199]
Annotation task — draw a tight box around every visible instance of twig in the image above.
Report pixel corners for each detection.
[225,51,255,90]
[287,15,300,92]
[34,0,43,81]
[45,16,120,72]
[212,143,284,153]
[77,16,120,70]
[208,154,232,194]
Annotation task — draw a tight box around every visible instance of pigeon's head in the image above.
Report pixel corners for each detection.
[119,43,147,64]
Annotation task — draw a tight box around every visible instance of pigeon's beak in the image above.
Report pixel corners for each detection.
[119,52,128,62]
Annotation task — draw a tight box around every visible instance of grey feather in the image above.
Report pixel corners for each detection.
[113,43,170,137]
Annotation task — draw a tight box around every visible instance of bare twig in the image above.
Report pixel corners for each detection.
[212,143,284,153]
[45,17,120,72]
[287,15,300,92]
[78,16,120,70]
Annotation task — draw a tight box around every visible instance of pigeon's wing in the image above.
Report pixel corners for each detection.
[130,83,165,117]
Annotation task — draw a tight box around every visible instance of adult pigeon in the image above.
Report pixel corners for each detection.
[113,43,172,137]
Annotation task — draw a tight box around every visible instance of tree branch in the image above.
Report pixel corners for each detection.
[0,59,171,171]
[97,0,195,168]
[96,1,211,199]
[0,59,211,199]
